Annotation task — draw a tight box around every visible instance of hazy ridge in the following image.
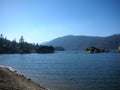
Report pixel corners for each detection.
[45,34,120,50]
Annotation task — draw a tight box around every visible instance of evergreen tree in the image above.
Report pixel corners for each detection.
[19,36,24,43]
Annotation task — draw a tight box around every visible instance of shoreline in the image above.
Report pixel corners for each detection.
[0,66,48,90]
[0,65,15,71]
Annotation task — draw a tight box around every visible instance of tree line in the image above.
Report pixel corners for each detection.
[0,34,54,54]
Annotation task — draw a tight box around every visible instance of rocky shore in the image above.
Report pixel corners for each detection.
[0,67,47,90]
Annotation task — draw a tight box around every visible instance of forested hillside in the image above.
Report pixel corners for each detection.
[0,34,54,54]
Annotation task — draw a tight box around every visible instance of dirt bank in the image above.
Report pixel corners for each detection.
[0,67,47,90]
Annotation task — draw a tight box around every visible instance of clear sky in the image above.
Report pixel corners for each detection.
[0,0,120,43]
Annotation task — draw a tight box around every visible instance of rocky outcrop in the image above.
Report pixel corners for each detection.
[117,45,120,53]
[86,47,109,54]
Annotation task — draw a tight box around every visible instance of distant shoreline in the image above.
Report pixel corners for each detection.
[0,66,48,90]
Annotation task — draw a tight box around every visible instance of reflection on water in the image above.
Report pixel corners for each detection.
[0,51,120,90]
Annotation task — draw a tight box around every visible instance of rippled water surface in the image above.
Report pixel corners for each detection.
[0,51,120,90]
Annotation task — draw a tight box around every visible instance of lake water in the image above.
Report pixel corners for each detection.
[0,51,120,90]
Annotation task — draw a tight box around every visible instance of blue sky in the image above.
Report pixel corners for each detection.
[0,0,120,43]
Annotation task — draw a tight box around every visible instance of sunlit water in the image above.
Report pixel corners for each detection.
[0,51,120,90]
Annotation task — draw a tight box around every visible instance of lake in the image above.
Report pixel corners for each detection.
[0,51,120,90]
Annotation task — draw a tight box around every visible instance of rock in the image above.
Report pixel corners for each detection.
[86,47,109,54]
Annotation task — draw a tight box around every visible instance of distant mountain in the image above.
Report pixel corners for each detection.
[44,34,120,50]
